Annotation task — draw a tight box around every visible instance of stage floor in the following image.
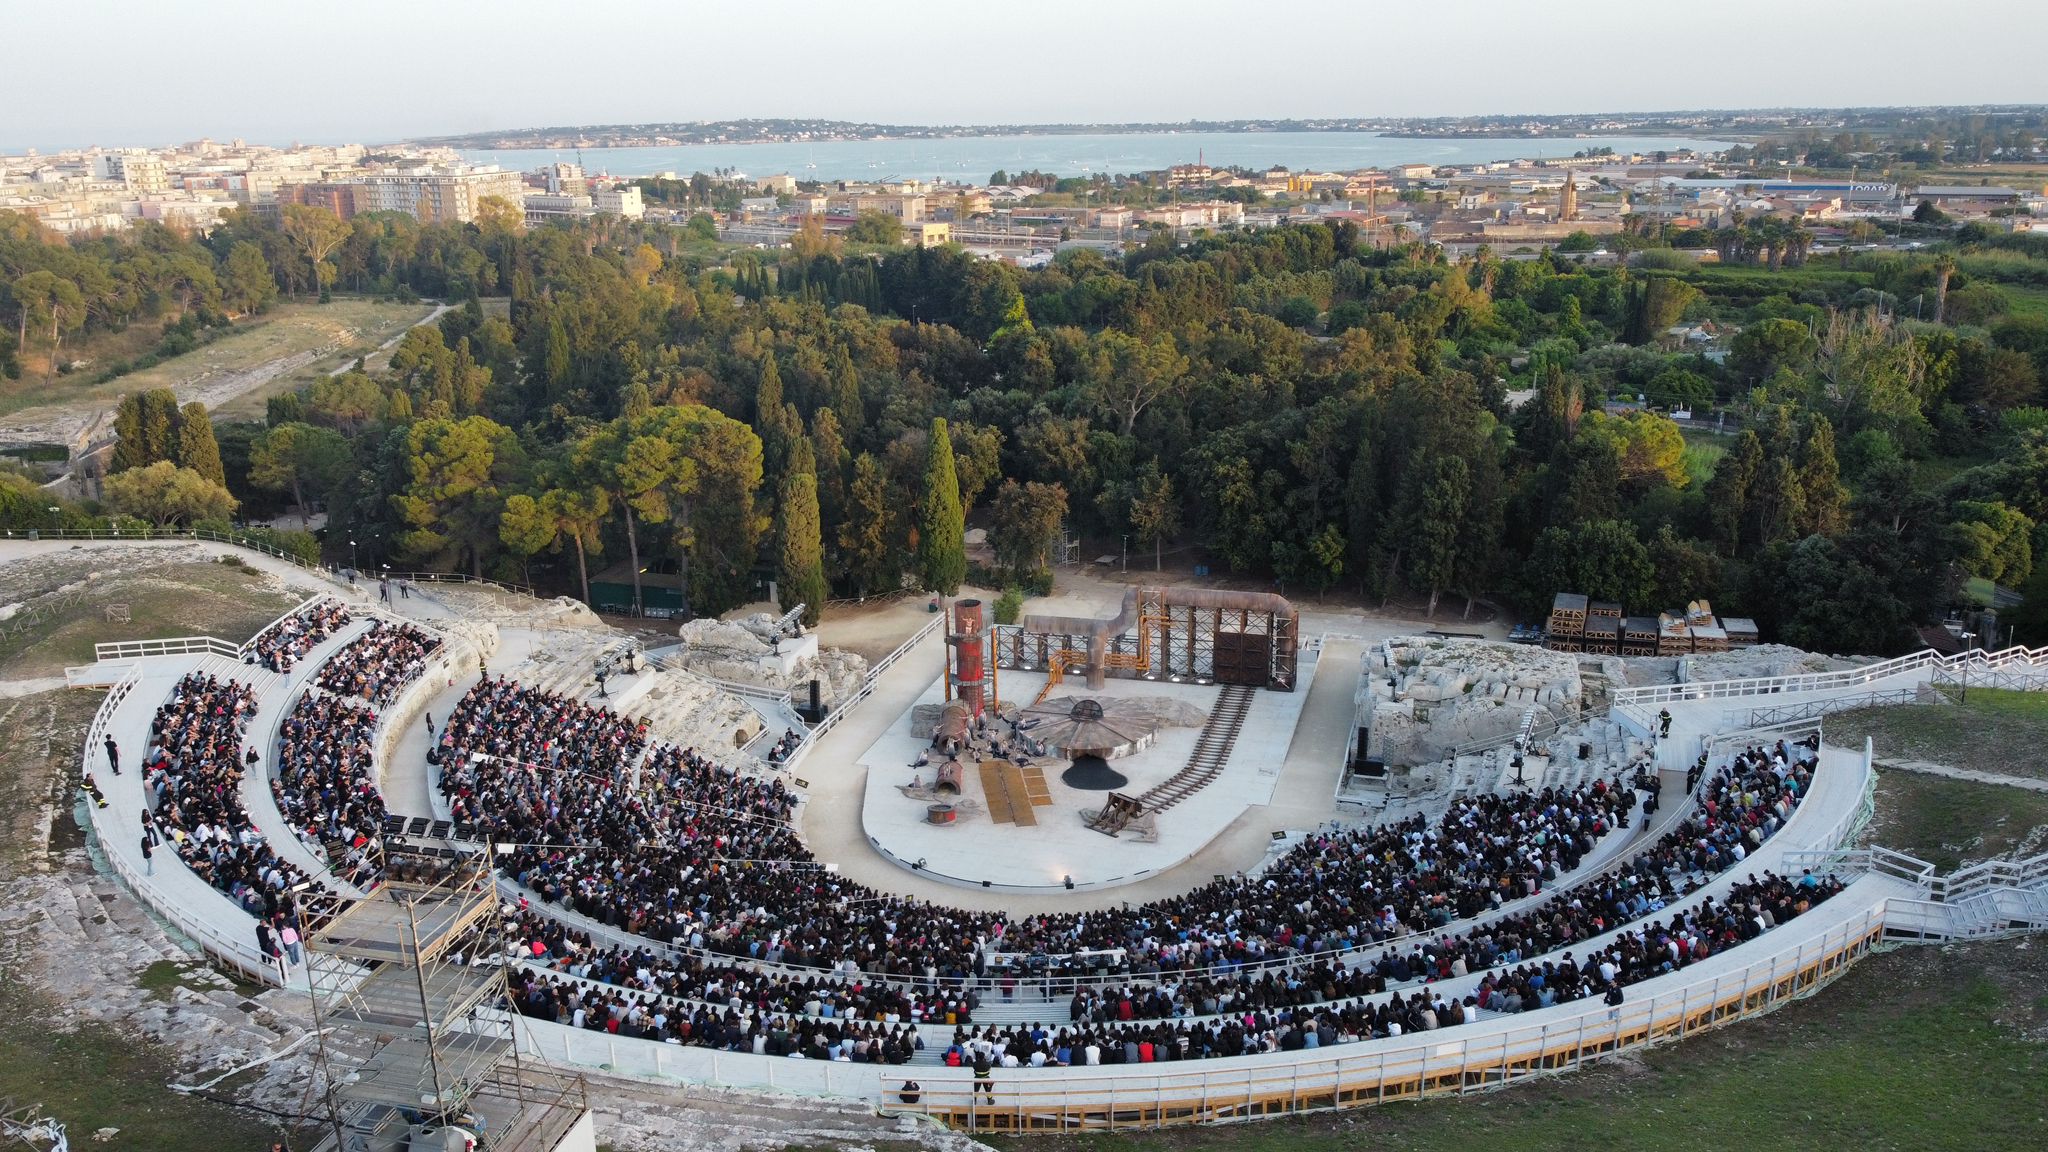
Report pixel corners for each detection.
[856,660,1317,894]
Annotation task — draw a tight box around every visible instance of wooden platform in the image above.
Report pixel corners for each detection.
[976,759,1049,826]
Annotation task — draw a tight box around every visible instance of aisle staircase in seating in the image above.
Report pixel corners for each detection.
[1137,685,1256,812]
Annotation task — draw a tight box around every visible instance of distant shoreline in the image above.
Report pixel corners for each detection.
[441,129,1735,151]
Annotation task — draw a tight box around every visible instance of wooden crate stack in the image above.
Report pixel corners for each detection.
[1584,615,1622,656]
[1657,611,1693,655]
[1685,599,1729,653]
[1622,616,1659,657]
[1722,617,1760,648]
[1546,593,1588,653]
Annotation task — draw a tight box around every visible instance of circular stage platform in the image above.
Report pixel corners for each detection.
[857,667,1317,894]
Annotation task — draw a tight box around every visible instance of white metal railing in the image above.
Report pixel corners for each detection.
[93,635,242,662]
[1613,644,2048,710]
[0,525,542,602]
[237,592,338,661]
[508,901,1890,1126]
[1931,664,2048,693]
[77,669,295,988]
[780,614,945,769]
[1723,687,1923,729]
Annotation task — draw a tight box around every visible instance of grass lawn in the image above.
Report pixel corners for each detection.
[0,297,436,422]
[0,557,302,678]
[990,940,2048,1152]
[0,683,284,1151]
[1679,431,1726,487]
[1865,770,2048,870]
[1997,284,2048,323]
[1827,689,2048,783]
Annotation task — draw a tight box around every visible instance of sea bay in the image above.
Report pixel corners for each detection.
[461,130,1733,183]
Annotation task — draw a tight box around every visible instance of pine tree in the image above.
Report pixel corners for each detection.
[1799,414,1849,538]
[174,401,226,488]
[776,440,828,626]
[917,417,966,595]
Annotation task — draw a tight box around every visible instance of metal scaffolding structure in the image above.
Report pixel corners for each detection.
[301,817,590,1152]
[993,587,1300,692]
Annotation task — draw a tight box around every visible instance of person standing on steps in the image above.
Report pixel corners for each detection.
[972,1047,995,1106]
[1658,708,1672,738]
[140,829,153,875]
[104,735,120,775]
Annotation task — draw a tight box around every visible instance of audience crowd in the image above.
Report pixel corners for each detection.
[144,673,315,922]
[438,676,1652,994]
[490,740,1821,1048]
[313,620,442,706]
[248,600,353,673]
[763,730,802,764]
[273,689,388,888]
[435,677,648,830]
[496,853,1843,1068]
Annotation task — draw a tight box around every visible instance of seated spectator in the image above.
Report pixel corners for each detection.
[248,600,353,674]
[145,673,321,925]
[273,689,388,887]
[313,620,442,706]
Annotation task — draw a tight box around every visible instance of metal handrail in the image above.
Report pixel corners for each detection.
[78,668,295,987]
[0,526,542,602]
[1614,644,2048,710]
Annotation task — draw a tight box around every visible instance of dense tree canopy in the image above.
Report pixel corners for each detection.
[10,195,2045,653]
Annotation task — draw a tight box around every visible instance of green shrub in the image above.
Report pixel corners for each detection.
[993,587,1024,625]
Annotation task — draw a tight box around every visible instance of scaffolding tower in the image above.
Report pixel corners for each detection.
[302,817,592,1152]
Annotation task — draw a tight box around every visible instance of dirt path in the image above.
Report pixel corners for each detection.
[0,301,447,452]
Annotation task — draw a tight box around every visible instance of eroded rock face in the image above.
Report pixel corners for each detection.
[1362,638,1585,767]
[1683,644,1858,682]
[674,615,869,708]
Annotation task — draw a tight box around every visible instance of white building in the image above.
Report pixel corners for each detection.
[591,186,643,219]
[356,165,524,223]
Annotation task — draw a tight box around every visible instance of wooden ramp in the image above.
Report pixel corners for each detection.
[977,759,1050,826]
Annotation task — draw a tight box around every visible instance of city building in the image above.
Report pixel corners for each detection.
[92,151,170,195]
[591,185,643,219]
[353,164,524,223]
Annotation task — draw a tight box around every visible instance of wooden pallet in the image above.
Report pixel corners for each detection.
[1017,762,1052,806]
[978,759,1015,824]
[978,759,1046,826]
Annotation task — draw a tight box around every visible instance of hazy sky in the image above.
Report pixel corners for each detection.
[7,0,2044,150]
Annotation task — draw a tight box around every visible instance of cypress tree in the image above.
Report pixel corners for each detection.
[840,452,892,595]
[543,315,571,399]
[112,388,182,473]
[777,438,827,626]
[829,345,863,437]
[1799,414,1849,538]
[175,401,227,488]
[1706,430,1763,557]
[917,417,966,595]
[810,406,850,528]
